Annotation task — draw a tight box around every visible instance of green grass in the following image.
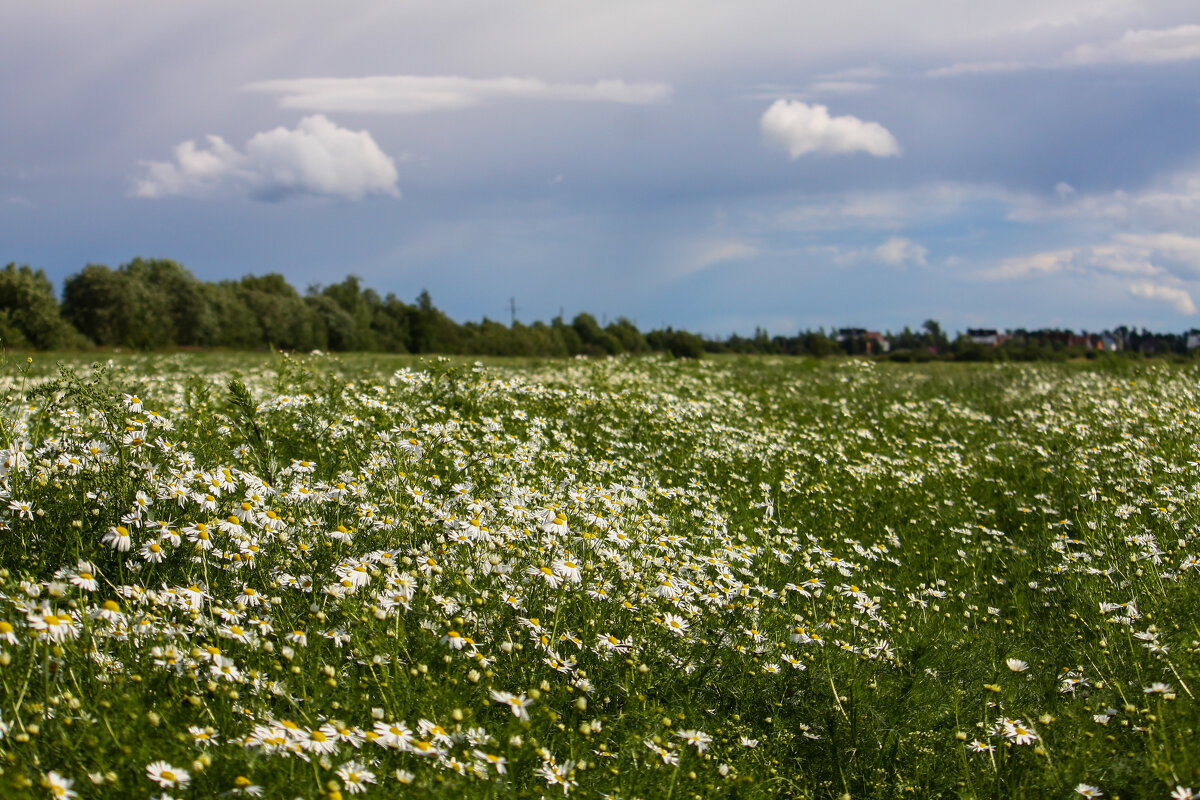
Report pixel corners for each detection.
[0,351,1197,799]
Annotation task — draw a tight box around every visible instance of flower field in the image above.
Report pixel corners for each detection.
[1,352,1199,799]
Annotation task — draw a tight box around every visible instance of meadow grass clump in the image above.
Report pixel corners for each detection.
[0,351,1198,798]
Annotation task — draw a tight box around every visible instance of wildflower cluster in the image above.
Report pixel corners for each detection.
[0,353,1197,798]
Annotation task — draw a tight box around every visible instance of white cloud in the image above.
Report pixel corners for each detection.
[692,240,759,271]
[874,236,928,266]
[1064,24,1200,65]
[983,248,1080,280]
[670,239,759,281]
[929,24,1200,77]
[134,115,400,201]
[1111,233,1200,276]
[817,236,929,268]
[816,66,888,81]
[1129,282,1197,314]
[1007,170,1200,231]
[980,232,1200,282]
[807,80,877,95]
[246,75,672,115]
[925,61,1034,78]
[761,100,899,158]
[772,182,1017,232]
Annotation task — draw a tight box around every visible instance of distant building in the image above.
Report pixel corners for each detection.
[967,328,1007,346]
[1187,330,1200,350]
[836,328,890,354]
[1099,334,1120,351]
[1067,334,1095,349]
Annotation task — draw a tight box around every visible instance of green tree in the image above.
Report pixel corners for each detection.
[122,258,218,346]
[0,263,83,349]
[202,282,261,349]
[315,275,379,351]
[305,295,358,351]
[62,264,171,349]
[551,316,584,356]
[922,319,948,352]
[408,290,464,354]
[572,313,622,355]
[236,274,322,351]
[606,317,649,353]
[647,327,706,358]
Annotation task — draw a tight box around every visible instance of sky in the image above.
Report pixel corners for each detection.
[4,2,1200,337]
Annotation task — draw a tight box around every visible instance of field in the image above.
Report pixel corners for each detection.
[1,351,1199,799]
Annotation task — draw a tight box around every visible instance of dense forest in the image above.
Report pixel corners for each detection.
[0,259,1196,360]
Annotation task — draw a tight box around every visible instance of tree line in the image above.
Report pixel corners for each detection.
[0,259,707,357]
[1,259,1196,360]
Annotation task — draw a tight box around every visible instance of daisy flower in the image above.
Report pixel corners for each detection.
[490,689,534,720]
[371,720,413,750]
[102,526,132,552]
[43,771,78,799]
[336,761,377,794]
[1001,719,1037,745]
[145,761,190,789]
[676,729,712,752]
[7,499,34,520]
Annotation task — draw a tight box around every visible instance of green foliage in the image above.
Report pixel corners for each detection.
[607,317,650,353]
[27,258,1200,361]
[572,312,622,356]
[3,355,1200,797]
[125,257,220,346]
[61,259,207,349]
[226,376,278,486]
[234,273,324,351]
[647,327,706,358]
[0,263,83,349]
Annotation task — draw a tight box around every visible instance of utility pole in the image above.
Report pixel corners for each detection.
[509,297,518,327]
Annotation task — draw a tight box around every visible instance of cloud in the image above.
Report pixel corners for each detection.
[696,240,758,268]
[983,248,1080,280]
[806,80,877,95]
[761,100,899,158]
[816,236,929,268]
[874,236,928,266]
[134,115,400,201]
[1063,24,1200,65]
[772,182,1018,232]
[1105,233,1200,279]
[925,61,1034,78]
[1007,170,1200,231]
[671,239,759,280]
[1129,282,1196,314]
[246,75,672,114]
[980,232,1200,282]
[816,66,888,82]
[929,24,1200,77]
